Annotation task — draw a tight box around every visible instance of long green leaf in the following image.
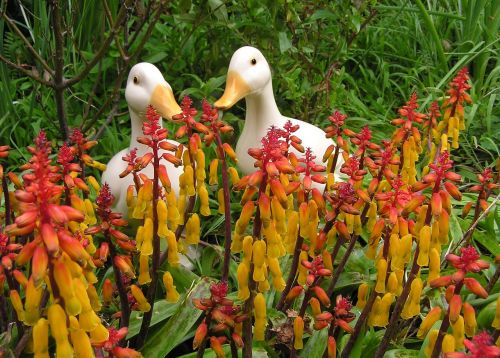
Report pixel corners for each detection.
[140,278,210,357]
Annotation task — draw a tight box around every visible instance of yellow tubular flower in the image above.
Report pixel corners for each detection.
[135,225,144,250]
[417,307,442,339]
[54,260,81,316]
[195,149,206,184]
[166,190,180,230]
[228,167,240,185]
[297,250,308,285]
[299,202,309,238]
[322,249,333,271]
[138,255,152,285]
[387,272,398,294]
[89,323,109,344]
[438,210,449,244]
[268,257,285,291]
[462,302,476,337]
[48,304,73,358]
[70,328,94,358]
[442,334,456,354]
[389,234,400,263]
[237,262,250,300]
[258,276,270,293]
[357,283,369,309]
[141,217,154,256]
[415,205,428,234]
[400,234,413,265]
[428,248,440,283]
[163,271,180,303]
[24,278,43,325]
[198,184,210,216]
[430,220,440,251]
[366,201,377,232]
[272,196,286,235]
[33,318,49,358]
[73,279,100,332]
[451,315,464,349]
[375,293,394,327]
[86,175,100,191]
[375,258,388,293]
[253,293,267,341]
[294,316,304,350]
[401,277,423,319]
[417,225,431,267]
[84,199,97,225]
[183,165,196,196]
[86,284,102,312]
[166,230,180,266]
[130,285,151,312]
[252,240,267,282]
[424,329,439,358]
[185,214,201,245]
[157,200,169,238]
[10,290,25,322]
[286,211,299,254]
[209,159,219,185]
[217,189,225,215]
[368,296,381,327]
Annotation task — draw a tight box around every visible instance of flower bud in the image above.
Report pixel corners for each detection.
[356,283,368,309]
[163,271,180,303]
[312,286,330,307]
[327,336,336,358]
[463,277,487,298]
[193,321,207,349]
[417,225,431,267]
[237,262,250,301]
[130,285,151,312]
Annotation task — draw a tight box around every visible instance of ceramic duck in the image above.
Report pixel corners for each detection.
[214,46,343,180]
[102,63,183,216]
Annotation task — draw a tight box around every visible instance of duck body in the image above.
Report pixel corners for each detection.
[215,46,343,178]
[102,63,183,216]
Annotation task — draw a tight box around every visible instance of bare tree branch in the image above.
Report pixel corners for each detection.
[1,12,54,75]
[0,54,53,86]
[50,0,69,140]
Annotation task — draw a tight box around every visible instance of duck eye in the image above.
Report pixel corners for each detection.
[251,58,257,65]
[133,76,139,84]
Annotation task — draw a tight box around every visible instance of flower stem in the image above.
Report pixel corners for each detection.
[136,143,160,347]
[242,179,266,358]
[216,135,233,283]
[430,282,464,358]
[106,232,130,329]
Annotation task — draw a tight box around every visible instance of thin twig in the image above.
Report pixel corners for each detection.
[0,54,52,87]
[1,12,54,75]
[50,0,69,140]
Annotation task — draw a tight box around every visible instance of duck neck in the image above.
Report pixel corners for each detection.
[243,81,281,132]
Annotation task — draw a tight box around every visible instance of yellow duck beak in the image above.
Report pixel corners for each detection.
[214,71,251,110]
[150,84,182,120]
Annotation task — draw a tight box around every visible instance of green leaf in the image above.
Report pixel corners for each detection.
[278,32,292,53]
[145,51,168,64]
[302,328,328,358]
[476,299,497,329]
[474,231,500,256]
[141,278,210,357]
[127,299,181,339]
[385,349,419,357]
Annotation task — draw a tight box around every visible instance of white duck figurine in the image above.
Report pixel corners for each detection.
[102,63,183,216]
[214,46,343,181]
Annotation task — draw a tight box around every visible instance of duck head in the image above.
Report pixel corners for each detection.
[125,62,181,119]
[214,46,271,110]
